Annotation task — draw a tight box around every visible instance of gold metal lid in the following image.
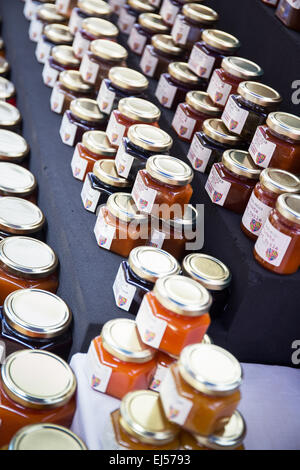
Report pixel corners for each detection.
[169,203,198,231]
[70,98,105,122]
[120,390,179,445]
[81,17,118,38]
[118,97,160,123]
[193,411,246,449]
[128,124,172,151]
[0,130,29,162]
[90,39,127,61]
[146,155,193,186]
[93,159,130,187]
[203,118,242,145]
[0,197,45,235]
[276,193,300,225]
[260,168,300,196]
[186,91,220,116]
[0,162,36,196]
[51,45,80,67]
[109,67,148,92]
[59,70,93,93]
[266,112,300,142]
[106,192,148,223]
[0,77,15,100]
[153,274,212,316]
[101,318,155,363]
[8,424,87,450]
[238,81,282,108]
[77,0,111,17]
[37,3,67,23]
[179,344,242,395]
[139,13,170,34]
[129,246,180,283]
[0,236,58,278]
[43,24,73,44]
[128,0,156,13]
[0,56,10,75]
[3,288,72,339]
[83,130,116,156]
[1,350,76,409]
[222,149,261,180]
[222,56,263,80]
[151,34,183,56]
[183,253,231,291]
[0,101,21,127]
[202,29,240,52]
[182,3,219,24]
[168,62,199,85]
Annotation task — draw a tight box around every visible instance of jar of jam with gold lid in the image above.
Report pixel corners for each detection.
[118,0,156,35]
[50,70,94,115]
[0,102,21,134]
[0,197,45,241]
[60,98,107,146]
[24,0,53,21]
[160,0,196,26]
[205,150,261,214]
[29,3,67,43]
[222,82,282,143]
[276,0,300,31]
[55,0,77,18]
[0,56,9,78]
[0,130,29,166]
[43,45,80,88]
[140,34,184,79]
[68,0,112,35]
[0,163,37,203]
[128,13,170,56]
[115,124,172,182]
[187,118,243,174]
[0,77,16,107]
[73,17,119,60]
[35,23,73,64]
[0,349,76,448]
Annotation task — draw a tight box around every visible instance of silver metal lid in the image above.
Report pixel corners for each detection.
[0,162,36,196]
[183,253,232,291]
[0,197,45,235]
[106,193,148,223]
[0,130,29,162]
[0,101,21,126]
[129,246,180,283]
[127,124,172,152]
[276,193,300,225]
[0,76,15,99]
[146,155,193,186]
[193,411,246,449]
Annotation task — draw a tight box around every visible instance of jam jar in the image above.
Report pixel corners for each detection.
[73,17,119,60]
[0,77,16,107]
[242,168,300,240]
[102,390,180,450]
[171,3,219,51]
[128,13,170,56]
[97,67,149,116]
[136,275,211,356]
[0,57,9,78]
[43,45,80,88]
[0,163,37,203]
[140,34,184,79]
[29,3,67,43]
[160,344,242,435]
[80,39,128,89]
[35,24,73,64]
[94,193,149,257]
[254,193,300,274]
[106,97,161,148]
[0,37,4,58]
[55,0,77,18]
[187,118,243,174]
[118,0,156,35]
[183,253,232,318]
[276,0,300,31]
[0,197,45,241]
[180,410,246,450]
[0,236,59,306]
[50,70,94,115]
[71,130,116,181]
[108,0,126,15]
[207,56,264,109]
[81,159,131,214]
[205,150,261,214]
[115,124,172,182]
[0,288,72,360]
[0,102,22,134]
[132,154,193,219]
[249,112,300,174]
[188,29,240,85]
[60,98,107,147]
[222,81,282,143]
[172,90,221,143]
[87,318,157,399]
[159,0,196,26]
[68,0,112,35]
[0,349,76,448]
[155,61,201,110]
[24,0,52,21]
[0,130,29,166]
[113,246,180,315]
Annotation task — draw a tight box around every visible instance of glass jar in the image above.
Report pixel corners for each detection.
[207,56,264,109]
[0,163,37,203]
[0,236,59,306]
[140,34,184,79]
[29,3,67,43]
[254,193,300,274]
[0,349,76,448]
[68,0,112,35]
[24,0,52,21]
[249,112,300,174]
[160,0,196,26]
[222,81,282,143]
[132,154,193,218]
[35,24,73,64]
[0,102,22,134]
[50,70,94,115]
[187,118,243,174]
[71,130,116,181]
[103,390,180,450]
[136,275,211,356]
[0,37,4,58]
[108,0,126,15]
[276,0,300,31]
[55,0,77,18]
[118,0,156,35]
[0,130,29,166]
[172,91,221,143]
[183,253,232,318]
[0,288,72,360]
[155,61,202,110]
[81,159,131,213]
[205,150,261,214]
[115,124,172,182]
[171,4,219,50]
[73,17,119,60]
[42,45,80,88]
[60,98,107,147]
[93,193,149,257]
[113,246,180,315]
[87,318,156,399]
[0,77,16,107]
[0,56,9,78]
[128,13,170,56]
[0,197,45,241]
[242,168,300,240]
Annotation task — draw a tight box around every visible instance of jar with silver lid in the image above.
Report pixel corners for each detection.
[0,162,37,203]
[0,130,29,166]
[0,102,22,134]
[0,197,45,241]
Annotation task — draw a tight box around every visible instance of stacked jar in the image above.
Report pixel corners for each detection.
[43,45,80,88]
[160,0,196,27]
[128,13,170,56]
[68,0,112,35]
[140,34,184,79]
[50,70,94,115]
[35,23,74,64]
[29,2,67,43]
[72,17,119,60]
[118,0,156,35]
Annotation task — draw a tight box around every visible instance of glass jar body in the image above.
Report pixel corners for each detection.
[172,102,218,143]
[155,72,203,110]
[60,110,107,147]
[207,68,244,109]
[50,81,94,116]
[71,142,111,181]
[147,219,194,261]
[140,44,183,80]
[80,51,126,89]
[171,14,209,51]
[276,0,300,31]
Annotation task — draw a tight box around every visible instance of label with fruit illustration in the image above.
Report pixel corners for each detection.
[222,96,249,135]
[149,364,169,392]
[29,17,43,42]
[136,296,167,349]
[81,175,101,213]
[112,264,137,312]
[97,80,116,115]
[128,27,147,55]
[205,165,231,206]
[73,31,90,59]
[79,53,99,85]
[132,171,157,213]
[207,69,232,106]
[254,218,292,267]
[160,0,180,25]
[71,145,88,181]
[160,370,193,426]
[59,112,77,146]
[188,46,215,79]
[106,113,126,147]
[187,135,212,173]
[68,8,83,35]
[35,38,52,64]
[155,74,177,109]
[249,126,276,168]
[42,60,59,88]
[117,7,136,34]
[171,16,190,45]
[140,46,159,77]
[94,207,116,250]
[87,342,112,393]
[115,139,134,179]
[172,105,196,140]
[50,83,65,113]
[242,192,272,236]
[148,228,165,249]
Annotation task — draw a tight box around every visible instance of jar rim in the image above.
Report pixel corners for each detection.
[146,154,193,187]
[222,149,261,180]
[183,253,232,291]
[0,130,29,161]
[168,62,200,85]
[151,34,183,56]
[128,124,172,151]
[93,159,130,188]
[77,0,111,17]
[139,13,170,33]
[118,97,161,123]
[260,168,300,196]
[276,193,300,225]
[90,39,128,61]
[70,98,106,123]
[81,17,118,38]
[43,24,73,45]
[238,81,282,108]
[51,45,80,67]
[266,112,300,141]
[203,118,242,145]
[0,162,36,197]
[128,0,156,13]
[221,56,263,80]
[106,192,148,223]
[182,3,219,24]
[83,130,116,156]
[0,76,15,100]
[59,70,93,93]
[186,91,221,116]
[0,197,45,235]
[129,246,180,283]
[202,29,240,52]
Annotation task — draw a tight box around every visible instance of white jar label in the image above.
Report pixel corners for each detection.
[249,126,276,168]
[172,105,196,140]
[205,165,231,206]
[68,8,82,35]
[149,0,161,6]
[50,83,65,113]
[113,264,137,311]
[160,369,193,426]
[59,112,77,146]
[56,0,71,16]
[132,171,157,213]
[222,96,249,135]
[71,144,88,181]
[148,228,166,249]
[140,45,158,78]
[171,16,190,45]
[128,27,147,55]
[81,174,101,213]
[29,17,43,42]
[79,53,99,85]
[117,8,136,34]
[254,218,292,267]
[94,207,116,250]
[43,60,59,88]
[187,135,212,173]
[73,31,91,59]
[24,0,38,20]
[115,139,134,179]
[35,38,52,64]
[160,0,180,24]
[97,80,116,115]
[155,74,177,109]
[149,363,169,392]
[108,0,126,14]
[188,46,215,79]
[106,112,126,147]
[136,296,167,349]
[207,69,232,107]
[287,0,300,7]
[242,191,272,236]
[86,342,112,393]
